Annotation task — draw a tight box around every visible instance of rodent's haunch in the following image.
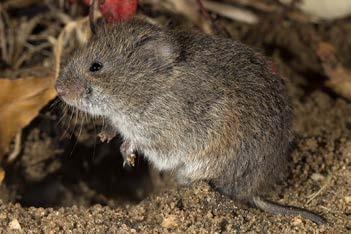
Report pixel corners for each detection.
[55,18,327,225]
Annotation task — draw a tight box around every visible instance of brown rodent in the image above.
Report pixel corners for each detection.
[55,18,327,225]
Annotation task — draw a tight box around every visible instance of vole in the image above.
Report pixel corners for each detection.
[55,18,327,225]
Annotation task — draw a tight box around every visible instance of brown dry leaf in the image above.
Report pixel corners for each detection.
[315,41,351,100]
[325,65,351,100]
[0,167,4,185]
[280,0,351,21]
[141,0,213,34]
[316,42,337,62]
[0,76,57,160]
[201,0,258,24]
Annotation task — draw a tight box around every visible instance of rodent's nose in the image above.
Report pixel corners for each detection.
[55,84,67,97]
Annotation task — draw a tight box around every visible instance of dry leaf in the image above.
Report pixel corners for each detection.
[316,42,336,62]
[0,76,57,160]
[201,0,258,24]
[141,0,213,34]
[325,65,351,100]
[280,0,351,21]
[0,7,97,165]
[0,167,5,185]
[316,41,351,100]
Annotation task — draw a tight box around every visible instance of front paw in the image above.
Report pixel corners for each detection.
[98,126,117,143]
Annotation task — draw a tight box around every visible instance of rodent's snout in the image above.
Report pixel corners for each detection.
[55,76,90,103]
[55,83,66,97]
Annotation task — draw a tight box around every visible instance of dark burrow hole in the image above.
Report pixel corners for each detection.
[3,100,153,208]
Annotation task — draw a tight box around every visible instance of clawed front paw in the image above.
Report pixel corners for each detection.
[98,125,117,143]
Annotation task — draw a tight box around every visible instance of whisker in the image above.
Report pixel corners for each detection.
[49,98,61,110]
[92,115,97,160]
[69,106,79,139]
[77,113,84,142]
[57,103,68,127]
[69,108,81,157]
[60,105,75,140]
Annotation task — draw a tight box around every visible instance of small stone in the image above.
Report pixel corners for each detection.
[311,173,325,182]
[344,196,351,204]
[206,211,213,219]
[346,205,351,215]
[292,217,303,226]
[8,219,21,230]
[161,215,178,228]
[347,220,351,229]
[342,142,351,160]
[305,138,318,151]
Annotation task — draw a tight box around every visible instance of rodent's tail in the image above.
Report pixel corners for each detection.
[252,196,328,225]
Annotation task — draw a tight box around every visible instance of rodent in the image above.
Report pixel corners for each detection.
[55,18,327,225]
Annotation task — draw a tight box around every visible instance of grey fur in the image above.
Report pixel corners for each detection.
[56,18,326,225]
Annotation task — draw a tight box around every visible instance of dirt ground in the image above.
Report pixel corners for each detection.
[0,1,350,233]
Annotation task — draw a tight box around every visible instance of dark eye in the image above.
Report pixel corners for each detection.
[89,62,103,72]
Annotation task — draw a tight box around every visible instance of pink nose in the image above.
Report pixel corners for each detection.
[55,84,67,97]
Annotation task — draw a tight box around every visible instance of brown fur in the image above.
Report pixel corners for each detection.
[56,18,327,224]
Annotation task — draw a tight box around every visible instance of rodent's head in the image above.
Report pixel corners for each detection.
[55,18,179,116]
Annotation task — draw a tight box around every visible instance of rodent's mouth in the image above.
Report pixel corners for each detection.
[56,83,108,117]
[60,95,105,118]
[59,96,90,113]
[69,102,90,113]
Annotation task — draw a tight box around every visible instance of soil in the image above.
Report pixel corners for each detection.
[0,1,350,233]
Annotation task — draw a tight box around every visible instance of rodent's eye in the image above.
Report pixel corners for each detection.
[89,62,103,72]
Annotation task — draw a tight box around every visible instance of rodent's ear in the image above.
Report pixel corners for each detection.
[134,34,160,48]
[135,33,176,61]
[92,18,113,35]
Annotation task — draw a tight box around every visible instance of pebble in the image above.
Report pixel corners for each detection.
[161,214,178,228]
[8,219,21,230]
[311,173,325,182]
[292,217,303,226]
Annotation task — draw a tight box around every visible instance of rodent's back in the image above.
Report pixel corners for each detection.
[165,30,293,201]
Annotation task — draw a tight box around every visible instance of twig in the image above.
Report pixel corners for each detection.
[201,0,258,24]
[306,174,332,204]
[195,0,231,38]
[195,0,211,21]
[14,42,52,69]
[0,4,9,64]
[7,131,22,163]
[229,0,278,12]
[89,0,96,34]
[319,206,332,212]
[12,16,42,67]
